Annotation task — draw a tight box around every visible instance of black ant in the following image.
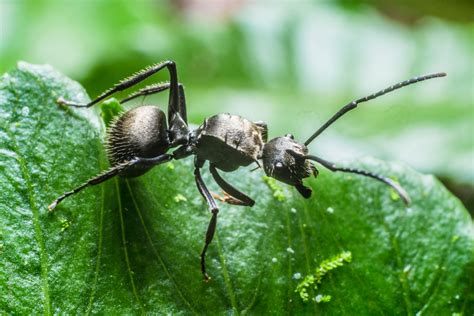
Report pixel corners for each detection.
[48,60,446,280]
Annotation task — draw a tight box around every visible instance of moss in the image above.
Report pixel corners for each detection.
[263,176,286,201]
[296,251,352,303]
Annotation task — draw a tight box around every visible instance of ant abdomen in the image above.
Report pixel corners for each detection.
[106,105,170,177]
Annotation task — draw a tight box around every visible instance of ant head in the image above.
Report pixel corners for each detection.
[262,134,317,198]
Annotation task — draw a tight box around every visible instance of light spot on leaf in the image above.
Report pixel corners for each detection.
[174,194,187,203]
[314,294,331,303]
[60,218,70,232]
[21,106,29,116]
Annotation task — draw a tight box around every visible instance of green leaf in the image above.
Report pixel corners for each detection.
[1,62,473,315]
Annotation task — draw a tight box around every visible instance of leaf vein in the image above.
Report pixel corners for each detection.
[125,180,198,314]
[297,205,318,314]
[284,203,293,314]
[379,219,413,315]
[86,146,107,315]
[6,129,51,315]
[5,74,52,315]
[417,232,457,314]
[215,233,239,313]
[115,179,144,313]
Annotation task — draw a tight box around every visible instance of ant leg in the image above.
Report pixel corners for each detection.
[209,164,255,206]
[168,84,189,146]
[294,181,312,199]
[120,81,189,146]
[304,154,411,205]
[194,167,219,281]
[48,154,172,211]
[57,60,180,117]
[120,82,187,121]
[177,84,187,124]
[253,121,268,142]
[120,82,172,104]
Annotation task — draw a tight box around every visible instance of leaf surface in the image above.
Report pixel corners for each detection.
[0,63,472,315]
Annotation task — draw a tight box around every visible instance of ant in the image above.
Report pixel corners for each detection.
[48,60,446,280]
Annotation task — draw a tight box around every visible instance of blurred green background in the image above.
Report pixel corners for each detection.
[1,0,473,211]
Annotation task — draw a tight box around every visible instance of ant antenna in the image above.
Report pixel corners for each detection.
[303,154,411,205]
[304,72,447,146]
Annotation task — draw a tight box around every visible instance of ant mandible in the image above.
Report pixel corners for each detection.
[48,60,446,280]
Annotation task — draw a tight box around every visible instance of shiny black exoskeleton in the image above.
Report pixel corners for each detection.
[49,60,446,280]
[49,61,267,281]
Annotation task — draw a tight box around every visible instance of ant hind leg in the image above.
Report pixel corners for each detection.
[49,154,172,211]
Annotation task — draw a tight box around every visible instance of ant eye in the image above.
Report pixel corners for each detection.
[285,134,294,139]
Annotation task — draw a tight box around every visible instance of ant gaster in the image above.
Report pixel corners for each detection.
[48,60,446,281]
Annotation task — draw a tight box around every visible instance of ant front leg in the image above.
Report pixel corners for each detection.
[49,154,172,211]
[194,166,219,281]
[209,164,255,206]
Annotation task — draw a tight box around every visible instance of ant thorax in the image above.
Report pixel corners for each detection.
[193,113,266,172]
